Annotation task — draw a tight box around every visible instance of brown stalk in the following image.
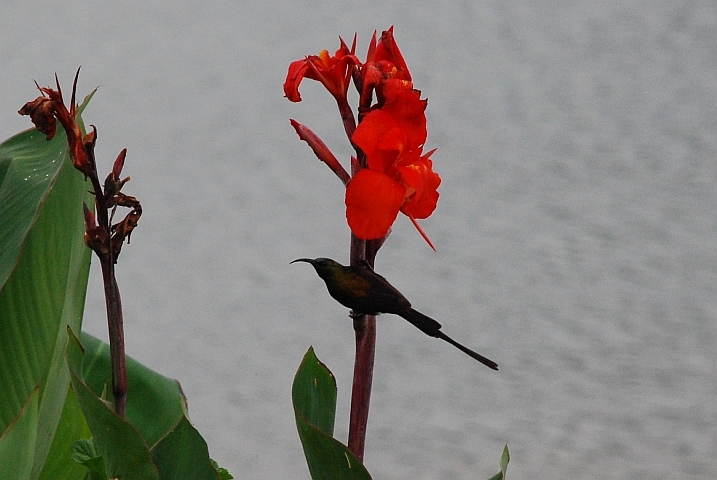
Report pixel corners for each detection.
[20,70,140,417]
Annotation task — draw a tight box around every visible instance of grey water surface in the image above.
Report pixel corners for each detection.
[1,1,715,478]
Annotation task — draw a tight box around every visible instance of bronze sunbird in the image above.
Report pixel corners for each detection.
[291,257,498,370]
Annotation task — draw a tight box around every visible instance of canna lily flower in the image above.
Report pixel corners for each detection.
[371,26,411,82]
[284,40,361,103]
[360,27,413,108]
[82,203,108,255]
[353,88,427,171]
[18,70,94,178]
[347,86,440,246]
[284,27,440,248]
[18,95,56,139]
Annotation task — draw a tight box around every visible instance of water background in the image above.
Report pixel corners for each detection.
[1,1,716,478]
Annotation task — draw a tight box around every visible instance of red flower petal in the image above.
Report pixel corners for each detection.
[376,26,411,81]
[352,90,427,172]
[283,59,311,102]
[380,78,416,103]
[380,90,427,149]
[401,188,439,219]
[353,109,403,172]
[397,157,441,219]
[345,169,405,239]
[351,108,391,158]
[283,48,361,103]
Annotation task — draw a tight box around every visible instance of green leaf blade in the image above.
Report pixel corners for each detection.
[487,444,510,480]
[0,387,40,480]
[80,333,185,447]
[150,416,220,480]
[70,438,106,476]
[0,128,68,289]
[38,386,91,480]
[292,346,337,436]
[292,347,371,480]
[0,103,94,478]
[66,328,160,480]
[67,331,224,480]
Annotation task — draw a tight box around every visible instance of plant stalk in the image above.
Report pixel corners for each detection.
[89,169,128,418]
[347,235,380,461]
[335,96,357,142]
[347,312,375,460]
[99,258,127,417]
[335,64,384,461]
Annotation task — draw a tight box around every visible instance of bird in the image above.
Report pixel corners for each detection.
[291,257,498,370]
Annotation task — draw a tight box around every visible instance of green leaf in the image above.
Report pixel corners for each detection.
[1,89,222,478]
[70,438,105,475]
[292,346,337,436]
[0,128,67,289]
[0,91,95,479]
[0,387,39,480]
[67,328,160,480]
[487,444,510,480]
[150,416,220,479]
[500,444,510,475]
[211,460,234,480]
[79,333,185,447]
[67,329,222,479]
[0,90,94,289]
[292,347,371,480]
[38,386,91,480]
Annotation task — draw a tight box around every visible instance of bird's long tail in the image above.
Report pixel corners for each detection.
[402,308,499,370]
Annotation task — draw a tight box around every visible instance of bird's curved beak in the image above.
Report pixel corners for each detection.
[290,258,314,265]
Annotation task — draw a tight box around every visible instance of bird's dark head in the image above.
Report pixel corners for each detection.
[290,257,343,280]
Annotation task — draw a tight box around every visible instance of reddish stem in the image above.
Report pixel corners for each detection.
[88,152,129,418]
[335,95,357,143]
[347,312,375,460]
[99,258,127,417]
[21,73,131,418]
[347,234,380,461]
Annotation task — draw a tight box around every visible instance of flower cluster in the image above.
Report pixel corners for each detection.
[18,72,95,179]
[19,71,141,263]
[284,27,440,248]
[284,41,360,104]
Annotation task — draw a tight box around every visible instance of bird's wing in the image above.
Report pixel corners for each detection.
[356,267,412,313]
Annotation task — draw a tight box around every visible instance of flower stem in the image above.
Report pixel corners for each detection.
[99,257,127,417]
[89,165,129,418]
[335,96,357,142]
[20,73,133,418]
[347,235,379,461]
[347,313,375,460]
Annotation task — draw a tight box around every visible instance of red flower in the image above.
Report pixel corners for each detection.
[18,71,94,178]
[347,87,440,245]
[371,26,411,82]
[345,169,405,239]
[360,27,413,107]
[18,96,56,139]
[284,27,440,248]
[353,89,427,170]
[284,41,361,103]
